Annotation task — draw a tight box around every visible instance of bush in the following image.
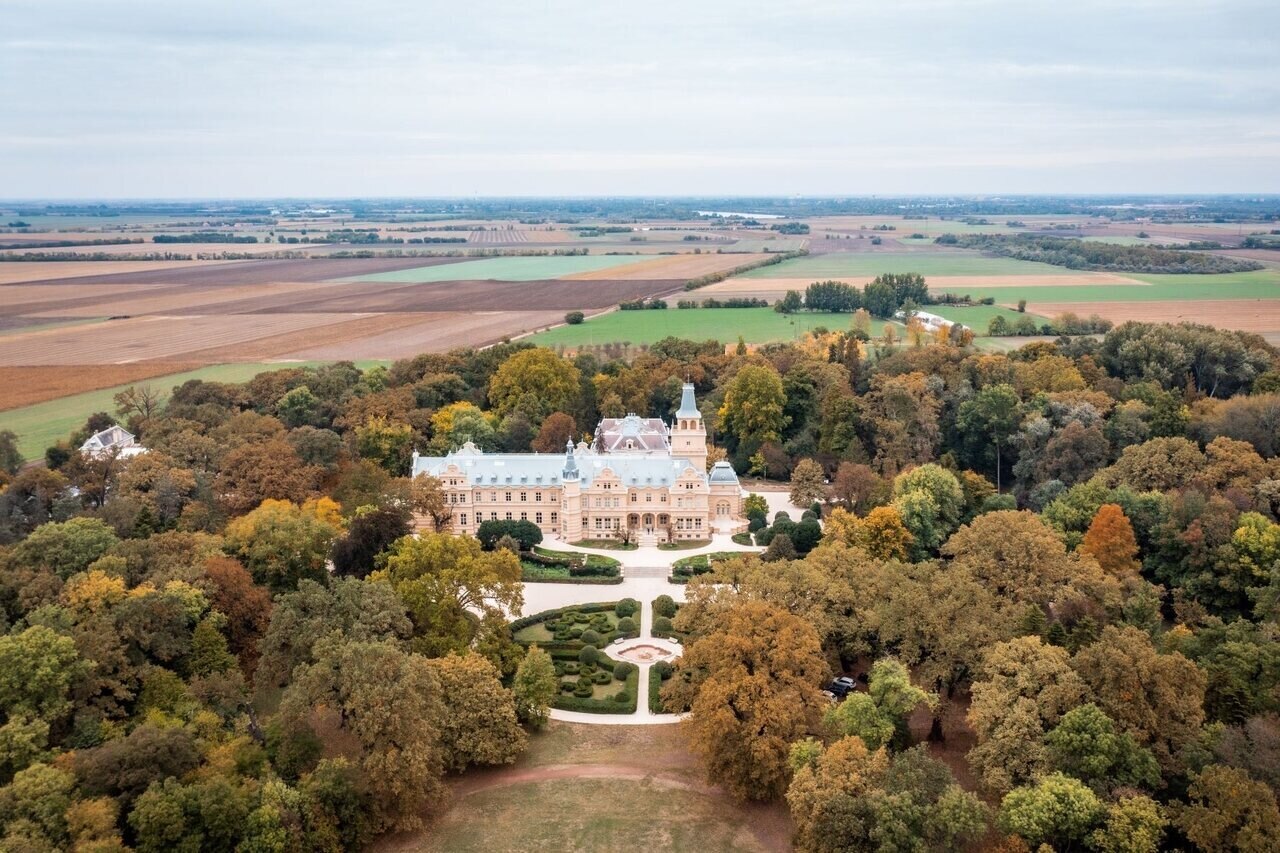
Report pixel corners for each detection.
[615,598,639,618]
[574,680,593,698]
[615,616,636,634]
[565,311,585,325]
[562,661,580,674]
[569,626,584,639]
[801,509,818,522]
[476,519,543,550]
[579,629,602,647]
[748,516,766,532]
[594,670,612,685]
[654,595,678,618]
[614,661,634,680]
[559,681,575,693]
[774,511,792,523]
[578,645,599,666]
[810,501,823,516]
[614,690,629,702]
[653,660,673,680]
[653,616,674,634]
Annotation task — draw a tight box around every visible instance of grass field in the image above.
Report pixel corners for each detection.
[529,308,865,347]
[740,251,1067,278]
[2,360,386,461]
[955,267,1280,304]
[925,304,1044,327]
[341,255,652,283]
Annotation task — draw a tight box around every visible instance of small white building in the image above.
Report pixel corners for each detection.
[894,309,968,334]
[80,426,146,459]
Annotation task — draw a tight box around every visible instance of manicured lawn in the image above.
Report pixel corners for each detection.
[3,360,387,460]
[339,254,648,282]
[739,251,1067,278]
[530,308,866,347]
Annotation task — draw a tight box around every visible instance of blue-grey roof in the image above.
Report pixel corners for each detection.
[708,460,740,484]
[413,447,708,488]
[676,382,700,419]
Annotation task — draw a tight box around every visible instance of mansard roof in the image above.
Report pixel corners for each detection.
[413,443,708,488]
[595,413,670,452]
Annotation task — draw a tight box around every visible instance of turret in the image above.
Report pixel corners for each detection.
[670,382,708,472]
[563,438,579,480]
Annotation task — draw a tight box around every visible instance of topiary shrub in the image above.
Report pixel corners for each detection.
[553,662,565,676]
[580,662,596,676]
[613,661,633,681]
[559,680,574,693]
[810,501,823,516]
[579,629,602,647]
[579,644,599,666]
[569,626,584,639]
[563,661,580,674]
[574,681,593,698]
[748,515,766,532]
[613,690,629,702]
[801,509,818,522]
[653,616,674,634]
[653,660,673,680]
[654,595,678,619]
[594,670,612,685]
[615,617,636,634]
[615,598,639,618]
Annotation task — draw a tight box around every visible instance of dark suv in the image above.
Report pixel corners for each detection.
[827,676,857,699]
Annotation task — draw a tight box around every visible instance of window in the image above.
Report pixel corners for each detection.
[535,512,543,524]
[490,512,498,521]
[695,518,703,529]
[536,492,543,502]
[505,512,513,521]
[645,494,652,503]
[459,514,467,526]
[491,492,497,502]
[520,492,527,502]
[551,512,558,523]
[505,492,512,502]
[660,494,667,503]
[594,518,603,530]
[630,493,637,503]
[520,512,527,521]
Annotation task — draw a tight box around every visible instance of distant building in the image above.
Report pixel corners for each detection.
[411,383,742,544]
[894,309,968,334]
[80,425,146,459]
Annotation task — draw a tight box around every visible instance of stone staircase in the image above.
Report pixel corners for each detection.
[636,530,659,547]
[625,565,669,579]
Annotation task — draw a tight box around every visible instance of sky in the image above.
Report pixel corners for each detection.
[2,0,1278,198]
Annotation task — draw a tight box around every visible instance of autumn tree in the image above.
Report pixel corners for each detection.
[487,348,581,422]
[1081,503,1142,578]
[8,517,119,579]
[662,600,828,800]
[373,532,523,664]
[214,438,319,515]
[943,510,1084,607]
[967,636,1087,793]
[410,474,453,532]
[280,638,447,831]
[891,464,964,559]
[427,652,527,771]
[531,412,577,453]
[718,364,789,450]
[354,416,415,476]
[788,458,827,507]
[223,498,344,593]
[824,658,935,750]
[1174,765,1280,853]
[998,772,1106,851]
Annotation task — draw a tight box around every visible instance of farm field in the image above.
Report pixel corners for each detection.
[342,255,655,283]
[528,308,865,347]
[1025,299,1280,338]
[739,251,1067,278]
[561,252,771,280]
[1,360,383,461]
[923,304,1043,328]
[952,268,1280,304]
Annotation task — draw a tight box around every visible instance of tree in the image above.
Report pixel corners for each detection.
[488,348,581,422]
[427,652,527,771]
[1072,625,1206,774]
[354,416,415,475]
[661,600,828,800]
[128,775,252,853]
[0,762,76,849]
[373,533,523,661]
[331,505,412,578]
[214,438,319,515]
[1081,503,1141,578]
[113,383,165,424]
[281,638,447,831]
[0,430,22,476]
[223,498,344,593]
[74,724,200,808]
[0,626,87,724]
[1043,703,1160,794]
[789,458,826,507]
[830,463,889,513]
[115,451,199,527]
[203,555,272,676]
[276,385,319,428]
[955,383,1021,490]
[824,658,935,750]
[410,474,453,532]
[761,532,797,562]
[997,772,1106,851]
[531,412,577,453]
[8,517,118,579]
[564,311,585,325]
[967,636,1087,793]
[1089,796,1166,853]
[943,510,1085,607]
[892,464,964,559]
[512,645,558,730]
[1174,764,1280,853]
[719,364,789,449]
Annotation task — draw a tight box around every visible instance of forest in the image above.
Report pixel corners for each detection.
[941,233,1263,273]
[0,318,1279,851]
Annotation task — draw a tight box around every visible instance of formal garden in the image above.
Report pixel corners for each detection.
[521,546,622,583]
[669,551,742,583]
[511,600,643,713]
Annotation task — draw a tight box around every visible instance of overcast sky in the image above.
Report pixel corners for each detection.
[3,0,1278,198]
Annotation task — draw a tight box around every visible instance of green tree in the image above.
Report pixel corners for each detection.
[0,430,22,476]
[276,385,319,428]
[487,348,581,422]
[427,652,527,771]
[955,383,1021,490]
[1090,795,1166,853]
[719,364,789,449]
[998,772,1106,851]
[825,658,936,751]
[9,517,119,579]
[0,626,87,723]
[1044,703,1160,793]
[512,645,558,729]
[1174,764,1280,853]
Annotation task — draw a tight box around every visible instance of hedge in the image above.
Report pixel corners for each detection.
[510,600,638,649]
[648,660,674,714]
[552,664,639,714]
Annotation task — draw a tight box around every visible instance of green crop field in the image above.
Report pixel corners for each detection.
[923,304,1043,328]
[529,308,882,347]
[339,254,650,283]
[955,268,1280,305]
[3,360,387,461]
[740,251,1068,278]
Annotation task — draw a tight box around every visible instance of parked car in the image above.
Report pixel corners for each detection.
[828,676,857,699]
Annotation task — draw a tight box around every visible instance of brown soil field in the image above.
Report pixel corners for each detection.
[279,311,565,360]
[0,362,203,411]
[0,242,320,258]
[12,256,469,288]
[1024,299,1280,335]
[182,313,449,362]
[201,278,684,314]
[0,313,355,366]
[562,253,770,281]
[1211,248,1280,264]
[0,260,238,285]
[18,282,348,319]
[1,283,163,311]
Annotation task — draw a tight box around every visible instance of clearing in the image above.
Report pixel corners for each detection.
[375,722,789,853]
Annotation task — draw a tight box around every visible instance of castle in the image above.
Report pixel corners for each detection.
[410,383,743,544]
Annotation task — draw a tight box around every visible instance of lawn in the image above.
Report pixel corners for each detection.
[739,250,1067,278]
[386,723,786,853]
[923,304,1046,328]
[3,360,387,460]
[339,254,648,283]
[529,308,866,347]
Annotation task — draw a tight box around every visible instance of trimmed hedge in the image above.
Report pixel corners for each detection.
[552,663,639,714]
[648,660,674,714]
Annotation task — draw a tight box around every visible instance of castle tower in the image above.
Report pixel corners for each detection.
[559,439,583,541]
[670,382,708,472]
